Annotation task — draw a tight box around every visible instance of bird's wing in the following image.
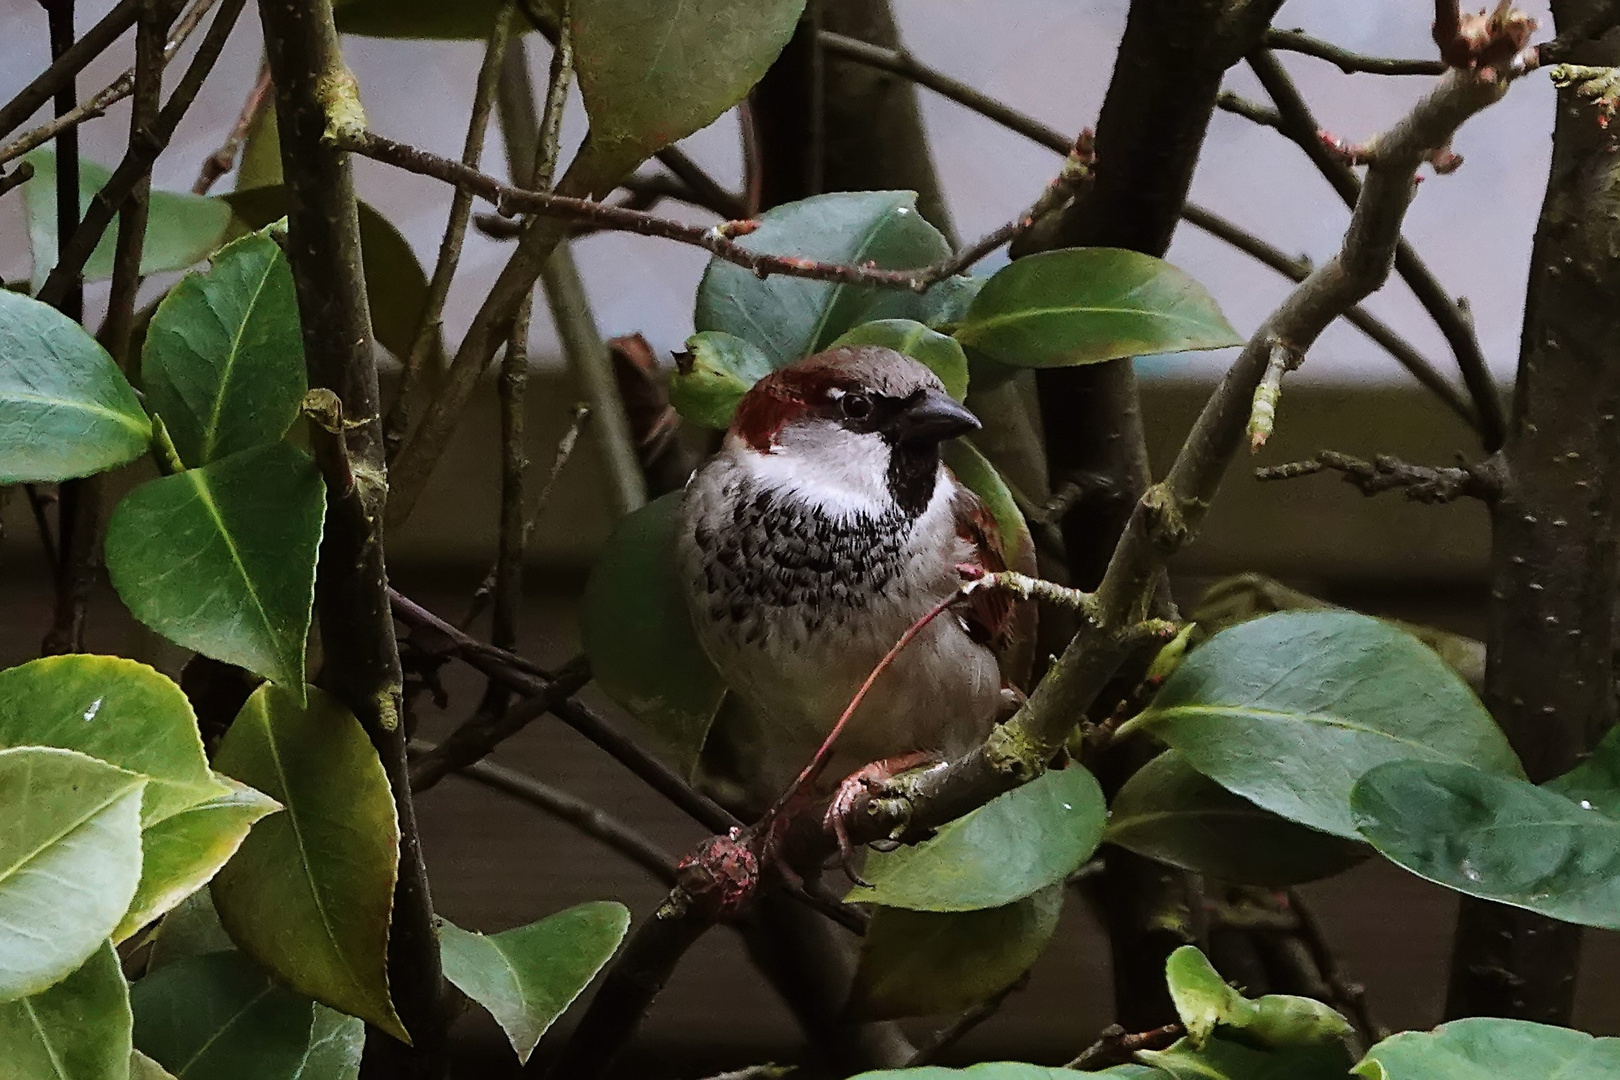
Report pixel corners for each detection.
[951,480,1038,691]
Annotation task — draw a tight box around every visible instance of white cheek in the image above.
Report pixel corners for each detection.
[726,425,894,520]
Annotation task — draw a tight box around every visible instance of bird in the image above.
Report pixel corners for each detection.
[677,344,1035,819]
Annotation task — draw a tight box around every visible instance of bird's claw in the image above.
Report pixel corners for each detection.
[822,750,944,886]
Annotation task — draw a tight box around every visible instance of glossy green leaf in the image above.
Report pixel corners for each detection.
[0,942,132,1080]
[583,492,728,775]
[670,331,776,429]
[1353,1017,1620,1079]
[0,288,151,483]
[1166,945,1352,1050]
[1139,1037,1353,1080]
[953,248,1242,367]
[1107,751,1368,886]
[848,886,1062,1020]
[147,892,233,973]
[335,0,535,38]
[1129,611,1523,839]
[1545,724,1620,815]
[210,685,404,1040]
[0,654,222,826]
[117,777,282,943]
[831,319,970,401]
[847,766,1104,911]
[132,951,314,1080]
[1353,760,1620,930]
[142,231,306,467]
[574,0,805,158]
[131,1051,177,1080]
[290,1007,364,1080]
[439,902,630,1063]
[23,150,235,291]
[105,442,325,695]
[0,748,145,1003]
[850,1066,1164,1080]
[696,192,951,365]
[225,186,436,365]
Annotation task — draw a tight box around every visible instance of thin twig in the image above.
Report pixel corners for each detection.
[0,0,142,139]
[655,146,747,219]
[0,0,220,167]
[191,57,270,194]
[905,975,1028,1067]
[1246,49,1509,449]
[381,3,515,460]
[1066,1023,1184,1070]
[412,740,679,886]
[1286,889,1389,1044]
[1215,90,1285,132]
[1263,28,1447,75]
[36,0,248,309]
[1255,449,1502,503]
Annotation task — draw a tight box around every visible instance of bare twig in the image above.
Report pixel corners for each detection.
[1538,0,1620,66]
[0,0,220,167]
[655,146,747,219]
[1287,890,1389,1044]
[1264,28,1447,76]
[192,58,271,194]
[0,161,35,197]
[36,0,248,309]
[905,975,1028,1067]
[381,4,515,459]
[1256,449,1502,503]
[412,741,679,886]
[1067,1023,1184,1070]
[1215,90,1285,131]
[1245,49,1510,449]
[0,0,141,139]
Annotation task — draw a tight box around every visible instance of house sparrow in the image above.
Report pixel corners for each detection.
[678,345,1034,816]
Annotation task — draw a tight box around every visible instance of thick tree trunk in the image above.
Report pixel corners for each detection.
[1445,6,1620,1023]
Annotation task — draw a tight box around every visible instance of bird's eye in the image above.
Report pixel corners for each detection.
[839,392,873,421]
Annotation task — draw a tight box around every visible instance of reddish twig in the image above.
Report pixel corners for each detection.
[1066,1023,1185,1070]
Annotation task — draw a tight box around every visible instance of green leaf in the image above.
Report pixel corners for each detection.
[1139,1037,1353,1080]
[1352,760,1620,930]
[210,685,404,1040]
[0,288,151,483]
[23,150,235,292]
[0,942,132,1080]
[847,886,1062,1020]
[850,1066,1163,1080]
[573,0,805,159]
[147,893,234,974]
[1545,724,1620,815]
[1130,611,1523,839]
[695,192,951,366]
[438,902,631,1063]
[1107,751,1368,886]
[0,748,146,1002]
[291,1007,364,1080]
[1165,945,1352,1050]
[334,0,533,38]
[142,230,307,467]
[131,951,314,1080]
[132,1050,178,1080]
[117,776,282,944]
[583,492,728,774]
[0,654,223,826]
[670,331,776,429]
[224,186,435,365]
[105,442,325,695]
[831,319,970,402]
[1353,1017,1620,1079]
[847,766,1104,911]
[941,437,1036,576]
[952,248,1242,368]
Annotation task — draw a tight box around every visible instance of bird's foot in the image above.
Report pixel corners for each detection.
[824,750,945,885]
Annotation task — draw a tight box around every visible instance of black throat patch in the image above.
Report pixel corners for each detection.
[886,440,941,518]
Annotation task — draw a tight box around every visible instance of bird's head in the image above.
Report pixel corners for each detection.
[725,345,980,519]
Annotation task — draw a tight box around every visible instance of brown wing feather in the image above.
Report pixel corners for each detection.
[951,481,1038,690]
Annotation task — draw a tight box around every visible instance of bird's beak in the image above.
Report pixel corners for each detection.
[888,388,981,443]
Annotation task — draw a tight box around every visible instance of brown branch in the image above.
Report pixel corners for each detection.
[1264,28,1447,75]
[0,0,219,167]
[192,57,271,194]
[1215,90,1285,132]
[1066,1023,1184,1070]
[36,0,247,309]
[654,146,747,219]
[0,161,35,197]
[905,974,1029,1067]
[1538,0,1620,65]
[1256,449,1502,503]
[1246,49,1510,450]
[412,741,679,886]
[0,0,142,140]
